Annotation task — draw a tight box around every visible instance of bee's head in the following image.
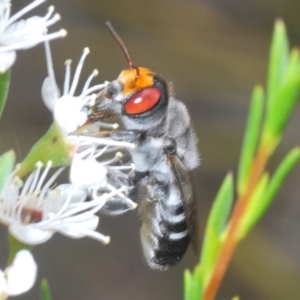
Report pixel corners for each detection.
[101,22,169,130]
[107,66,168,130]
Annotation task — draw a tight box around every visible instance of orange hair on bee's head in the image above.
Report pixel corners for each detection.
[118,67,155,95]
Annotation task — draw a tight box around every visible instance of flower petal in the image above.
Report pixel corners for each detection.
[54,95,87,134]
[6,250,37,296]
[55,184,87,204]
[0,51,16,73]
[46,184,87,213]
[2,17,46,48]
[70,156,107,189]
[41,76,61,112]
[9,224,53,245]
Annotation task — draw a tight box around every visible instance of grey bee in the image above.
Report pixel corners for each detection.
[89,22,200,270]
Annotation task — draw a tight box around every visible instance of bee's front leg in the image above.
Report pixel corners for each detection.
[110,130,145,144]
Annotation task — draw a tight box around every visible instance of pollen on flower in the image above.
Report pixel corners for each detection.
[59,29,67,37]
[83,47,90,54]
[64,59,72,66]
[116,152,123,158]
[48,5,55,13]
[103,236,110,245]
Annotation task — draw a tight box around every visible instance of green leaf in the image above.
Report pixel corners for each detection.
[0,70,10,120]
[263,30,300,147]
[284,48,300,80]
[263,49,300,140]
[200,228,221,288]
[206,173,234,236]
[17,122,76,178]
[40,279,52,300]
[0,150,15,196]
[264,71,300,140]
[267,19,289,109]
[237,86,264,195]
[262,147,300,218]
[184,269,192,300]
[238,173,269,239]
[190,265,203,300]
[200,173,234,285]
[184,265,203,300]
[239,148,300,237]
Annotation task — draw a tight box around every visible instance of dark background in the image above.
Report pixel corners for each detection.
[1,0,300,299]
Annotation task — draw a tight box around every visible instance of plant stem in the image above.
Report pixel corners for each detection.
[204,144,270,300]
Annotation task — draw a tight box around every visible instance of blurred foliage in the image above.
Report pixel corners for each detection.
[184,20,300,300]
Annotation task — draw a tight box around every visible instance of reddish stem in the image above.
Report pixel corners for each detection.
[204,145,270,300]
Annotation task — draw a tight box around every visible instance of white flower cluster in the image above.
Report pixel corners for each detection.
[1,158,135,246]
[0,0,137,297]
[0,0,136,246]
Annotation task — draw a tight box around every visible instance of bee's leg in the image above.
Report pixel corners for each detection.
[101,171,148,215]
[100,178,135,215]
[101,195,135,215]
[110,130,145,143]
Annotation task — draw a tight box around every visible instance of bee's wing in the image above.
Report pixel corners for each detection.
[167,153,198,252]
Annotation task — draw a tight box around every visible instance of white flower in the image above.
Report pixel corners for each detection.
[0,250,37,297]
[42,45,108,134]
[70,141,137,210]
[0,161,131,245]
[0,0,67,72]
[70,156,107,189]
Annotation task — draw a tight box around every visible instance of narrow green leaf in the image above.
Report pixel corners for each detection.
[0,150,15,196]
[40,279,52,300]
[190,265,203,300]
[200,173,234,286]
[238,173,269,239]
[0,70,10,120]
[184,269,192,300]
[267,19,289,108]
[206,173,234,235]
[240,148,300,237]
[237,86,264,195]
[200,228,220,288]
[264,72,300,139]
[262,147,300,218]
[284,48,300,80]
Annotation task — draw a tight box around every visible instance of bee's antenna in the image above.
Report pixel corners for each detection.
[106,21,134,70]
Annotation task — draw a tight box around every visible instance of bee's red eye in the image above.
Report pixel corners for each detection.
[124,87,161,115]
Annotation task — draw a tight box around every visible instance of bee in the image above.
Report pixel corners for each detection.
[90,22,200,270]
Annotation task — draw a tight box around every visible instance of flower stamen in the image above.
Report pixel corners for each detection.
[82,69,98,94]
[5,0,46,26]
[69,47,90,96]
[63,59,72,95]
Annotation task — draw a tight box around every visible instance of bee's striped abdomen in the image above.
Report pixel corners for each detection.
[140,181,190,270]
